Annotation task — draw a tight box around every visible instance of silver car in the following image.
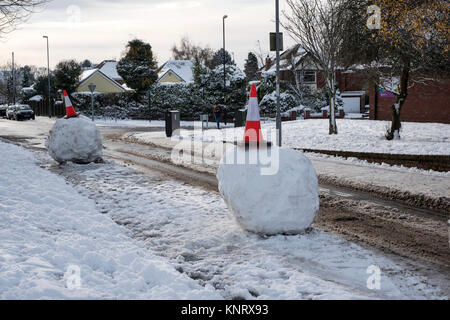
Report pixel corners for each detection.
[5,105,15,120]
[13,104,35,121]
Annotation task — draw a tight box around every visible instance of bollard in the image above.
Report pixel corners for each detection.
[200,114,209,131]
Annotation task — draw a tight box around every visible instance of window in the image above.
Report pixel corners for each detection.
[302,70,316,84]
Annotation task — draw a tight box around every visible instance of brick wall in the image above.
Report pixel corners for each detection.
[336,71,370,92]
[370,79,450,124]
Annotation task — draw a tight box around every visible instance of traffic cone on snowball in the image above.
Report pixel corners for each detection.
[63,90,78,118]
[243,84,265,145]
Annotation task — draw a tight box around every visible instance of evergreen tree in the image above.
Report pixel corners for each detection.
[54,59,82,94]
[211,49,233,69]
[34,74,57,100]
[21,65,34,88]
[193,58,208,86]
[117,39,158,93]
[81,59,92,68]
[244,52,259,81]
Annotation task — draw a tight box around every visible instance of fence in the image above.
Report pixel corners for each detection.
[29,99,65,118]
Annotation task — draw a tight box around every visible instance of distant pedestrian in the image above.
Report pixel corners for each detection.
[213,105,222,129]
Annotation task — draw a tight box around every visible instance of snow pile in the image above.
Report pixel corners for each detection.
[46,115,103,164]
[217,145,319,234]
[0,141,220,299]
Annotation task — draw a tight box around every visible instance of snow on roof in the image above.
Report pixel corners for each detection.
[99,61,123,81]
[29,95,43,101]
[157,60,194,83]
[80,69,97,82]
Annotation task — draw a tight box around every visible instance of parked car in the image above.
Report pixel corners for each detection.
[0,104,8,118]
[5,105,15,120]
[13,104,35,121]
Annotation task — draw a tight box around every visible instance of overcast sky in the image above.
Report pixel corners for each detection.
[0,0,294,69]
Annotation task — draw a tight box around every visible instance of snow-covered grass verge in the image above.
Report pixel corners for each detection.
[0,141,220,299]
[175,119,449,155]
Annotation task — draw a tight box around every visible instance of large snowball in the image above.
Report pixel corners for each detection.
[217,145,319,235]
[46,115,103,164]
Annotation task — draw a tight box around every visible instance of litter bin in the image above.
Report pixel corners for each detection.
[165,110,180,137]
[234,109,247,128]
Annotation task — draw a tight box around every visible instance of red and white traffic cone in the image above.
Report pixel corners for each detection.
[243,84,264,145]
[63,90,78,118]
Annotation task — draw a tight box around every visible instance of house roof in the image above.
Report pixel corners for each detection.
[78,68,126,92]
[265,44,309,73]
[157,60,194,83]
[97,60,123,82]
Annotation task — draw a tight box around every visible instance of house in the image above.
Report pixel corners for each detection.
[262,45,369,115]
[262,44,325,91]
[157,60,194,84]
[77,68,126,94]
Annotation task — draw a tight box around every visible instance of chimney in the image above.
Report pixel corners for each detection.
[265,55,272,71]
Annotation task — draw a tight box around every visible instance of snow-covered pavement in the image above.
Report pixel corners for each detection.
[2,141,447,299]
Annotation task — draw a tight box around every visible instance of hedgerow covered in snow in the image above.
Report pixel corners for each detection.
[71,64,248,120]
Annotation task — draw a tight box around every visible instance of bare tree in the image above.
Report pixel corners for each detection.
[254,40,273,69]
[171,36,214,69]
[283,0,348,134]
[0,0,49,35]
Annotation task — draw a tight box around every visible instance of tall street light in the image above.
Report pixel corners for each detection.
[11,52,15,105]
[43,36,51,118]
[275,0,282,147]
[223,15,228,105]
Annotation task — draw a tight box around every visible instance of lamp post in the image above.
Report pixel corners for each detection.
[11,52,15,105]
[146,89,151,123]
[222,14,228,105]
[88,83,96,121]
[43,36,51,118]
[275,0,282,147]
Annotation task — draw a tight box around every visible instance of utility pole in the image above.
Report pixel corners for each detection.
[275,0,282,147]
[88,83,96,121]
[43,36,51,118]
[11,52,15,105]
[223,15,228,105]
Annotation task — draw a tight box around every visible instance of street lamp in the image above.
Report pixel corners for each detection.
[275,0,282,147]
[222,15,228,105]
[146,89,152,123]
[43,36,51,118]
